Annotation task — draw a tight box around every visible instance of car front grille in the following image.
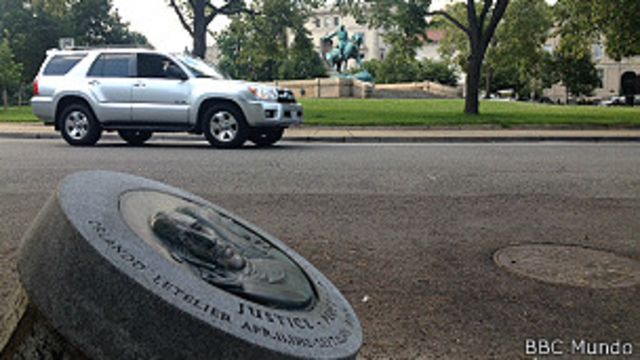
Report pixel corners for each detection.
[277,89,296,103]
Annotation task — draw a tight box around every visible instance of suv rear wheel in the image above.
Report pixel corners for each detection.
[118,130,153,146]
[249,127,284,147]
[202,104,248,149]
[60,104,102,146]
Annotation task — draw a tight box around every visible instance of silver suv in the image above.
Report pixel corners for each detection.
[31,48,303,148]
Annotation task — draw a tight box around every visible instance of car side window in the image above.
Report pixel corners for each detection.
[44,54,86,76]
[88,54,134,78]
[137,54,186,79]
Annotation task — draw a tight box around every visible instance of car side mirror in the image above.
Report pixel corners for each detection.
[167,64,188,81]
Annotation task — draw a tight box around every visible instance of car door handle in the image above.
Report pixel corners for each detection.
[133,82,146,88]
[88,80,100,86]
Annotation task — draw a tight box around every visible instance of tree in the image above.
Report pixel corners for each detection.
[555,0,640,61]
[418,59,457,86]
[281,27,327,80]
[169,0,253,59]
[552,52,600,102]
[340,0,509,114]
[360,57,456,86]
[1,0,146,105]
[427,0,509,114]
[69,0,149,46]
[490,0,552,98]
[216,0,325,81]
[438,0,551,99]
[0,39,23,110]
[593,0,640,60]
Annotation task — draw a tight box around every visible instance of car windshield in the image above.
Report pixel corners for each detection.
[175,54,228,79]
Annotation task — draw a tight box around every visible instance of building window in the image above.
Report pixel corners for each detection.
[593,44,604,60]
[334,17,340,26]
[314,18,320,28]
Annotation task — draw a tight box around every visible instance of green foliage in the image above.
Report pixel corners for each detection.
[0,0,147,83]
[0,38,23,108]
[435,2,469,70]
[491,0,552,90]
[216,0,326,81]
[69,0,148,46]
[417,59,457,86]
[552,52,600,99]
[593,0,640,59]
[555,0,640,60]
[553,0,597,59]
[552,0,618,99]
[362,56,457,86]
[362,49,418,83]
[281,28,327,80]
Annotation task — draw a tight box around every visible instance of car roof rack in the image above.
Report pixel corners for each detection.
[61,44,155,51]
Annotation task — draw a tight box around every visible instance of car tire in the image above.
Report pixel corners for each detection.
[60,104,102,146]
[249,127,284,147]
[118,130,153,146]
[202,104,248,149]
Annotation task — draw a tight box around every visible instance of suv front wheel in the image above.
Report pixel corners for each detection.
[202,104,248,149]
[60,104,102,146]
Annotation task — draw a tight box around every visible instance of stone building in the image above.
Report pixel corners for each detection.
[543,36,640,103]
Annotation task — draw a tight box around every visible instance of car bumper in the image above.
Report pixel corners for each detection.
[31,96,55,125]
[242,101,303,127]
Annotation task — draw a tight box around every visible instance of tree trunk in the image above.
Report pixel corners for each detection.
[484,66,492,99]
[2,89,8,111]
[192,1,208,59]
[465,55,482,115]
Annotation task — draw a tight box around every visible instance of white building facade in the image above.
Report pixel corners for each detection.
[543,36,640,103]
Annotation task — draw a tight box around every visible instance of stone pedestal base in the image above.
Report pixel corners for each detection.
[0,285,88,360]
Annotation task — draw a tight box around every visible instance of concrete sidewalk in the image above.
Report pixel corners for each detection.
[1,122,640,142]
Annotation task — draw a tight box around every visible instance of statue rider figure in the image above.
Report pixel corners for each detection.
[325,25,349,58]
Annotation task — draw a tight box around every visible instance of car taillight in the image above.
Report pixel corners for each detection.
[33,79,39,96]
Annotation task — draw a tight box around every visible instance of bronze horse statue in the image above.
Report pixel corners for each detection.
[322,28,365,73]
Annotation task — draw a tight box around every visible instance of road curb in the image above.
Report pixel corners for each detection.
[1,129,640,143]
[2,132,640,143]
[283,136,640,143]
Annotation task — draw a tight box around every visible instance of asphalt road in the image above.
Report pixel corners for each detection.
[0,138,639,359]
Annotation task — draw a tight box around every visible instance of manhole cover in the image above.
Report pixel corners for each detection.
[494,245,640,289]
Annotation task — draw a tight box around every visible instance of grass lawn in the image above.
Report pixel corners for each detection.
[2,99,640,127]
[300,99,640,127]
[0,106,37,122]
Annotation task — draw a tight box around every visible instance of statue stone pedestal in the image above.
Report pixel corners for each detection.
[0,285,89,360]
[1,171,362,360]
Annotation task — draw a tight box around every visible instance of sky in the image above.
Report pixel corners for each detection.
[112,0,555,53]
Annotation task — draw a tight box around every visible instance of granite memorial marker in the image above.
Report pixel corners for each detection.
[0,171,362,359]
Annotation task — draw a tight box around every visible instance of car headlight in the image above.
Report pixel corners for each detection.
[248,85,278,101]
